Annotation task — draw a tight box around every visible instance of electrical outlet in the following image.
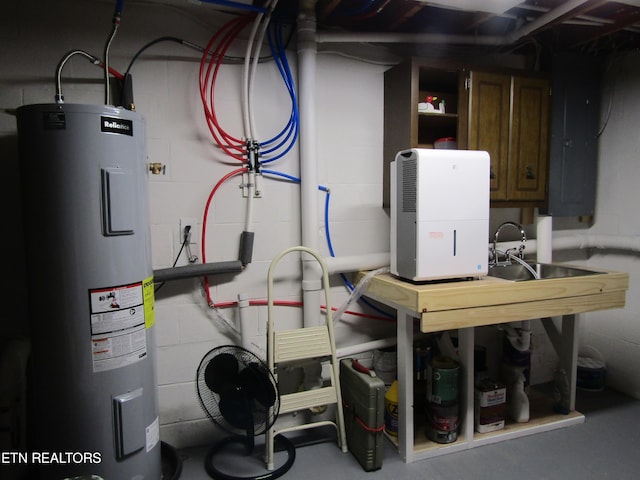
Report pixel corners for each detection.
[178,217,199,264]
[179,217,196,238]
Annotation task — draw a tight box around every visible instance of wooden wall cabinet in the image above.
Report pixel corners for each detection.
[383,58,551,209]
[460,70,550,206]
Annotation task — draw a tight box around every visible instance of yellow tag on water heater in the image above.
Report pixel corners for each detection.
[143,275,155,329]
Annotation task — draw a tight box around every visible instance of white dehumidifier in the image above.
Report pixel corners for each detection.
[390,148,490,282]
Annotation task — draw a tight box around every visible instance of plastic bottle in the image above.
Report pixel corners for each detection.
[501,363,530,422]
[508,372,530,422]
[384,379,399,436]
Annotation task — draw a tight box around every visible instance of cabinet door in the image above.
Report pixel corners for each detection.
[508,76,550,202]
[466,71,511,201]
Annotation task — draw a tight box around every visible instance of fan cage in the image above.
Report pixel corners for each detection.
[196,345,280,437]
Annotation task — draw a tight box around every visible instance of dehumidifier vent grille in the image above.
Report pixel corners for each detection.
[402,158,417,213]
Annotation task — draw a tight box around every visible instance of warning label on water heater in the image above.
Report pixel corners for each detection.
[89,281,147,373]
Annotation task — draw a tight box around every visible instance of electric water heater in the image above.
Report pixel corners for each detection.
[17,104,161,479]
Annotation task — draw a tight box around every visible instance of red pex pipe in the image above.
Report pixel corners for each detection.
[199,15,253,162]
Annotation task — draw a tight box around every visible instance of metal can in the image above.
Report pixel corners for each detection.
[414,345,432,381]
[427,356,460,405]
[425,402,459,444]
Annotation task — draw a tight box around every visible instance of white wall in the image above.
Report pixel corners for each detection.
[580,51,640,399]
[0,0,392,448]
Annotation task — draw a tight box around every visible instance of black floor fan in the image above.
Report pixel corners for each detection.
[196,345,296,480]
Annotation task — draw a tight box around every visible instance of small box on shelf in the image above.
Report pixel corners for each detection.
[474,379,507,433]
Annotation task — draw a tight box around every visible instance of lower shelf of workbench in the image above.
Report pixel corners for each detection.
[386,388,585,460]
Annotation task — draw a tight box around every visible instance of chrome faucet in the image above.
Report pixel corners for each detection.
[491,221,526,266]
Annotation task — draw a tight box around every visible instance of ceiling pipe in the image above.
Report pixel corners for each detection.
[315,0,592,47]
[316,31,504,45]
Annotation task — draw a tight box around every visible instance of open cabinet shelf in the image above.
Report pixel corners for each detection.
[383,57,552,208]
[385,326,585,462]
[471,387,584,448]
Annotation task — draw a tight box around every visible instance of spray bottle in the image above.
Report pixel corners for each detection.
[500,322,531,423]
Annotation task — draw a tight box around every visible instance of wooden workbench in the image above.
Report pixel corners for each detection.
[359,265,629,463]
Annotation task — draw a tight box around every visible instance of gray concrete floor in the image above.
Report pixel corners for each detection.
[176,387,640,480]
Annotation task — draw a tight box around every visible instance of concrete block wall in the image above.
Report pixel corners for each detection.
[581,50,640,399]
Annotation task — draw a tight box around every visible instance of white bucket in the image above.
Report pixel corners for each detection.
[373,347,397,387]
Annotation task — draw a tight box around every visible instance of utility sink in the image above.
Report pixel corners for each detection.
[487,262,601,282]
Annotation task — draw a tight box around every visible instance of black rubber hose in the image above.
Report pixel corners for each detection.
[204,434,296,480]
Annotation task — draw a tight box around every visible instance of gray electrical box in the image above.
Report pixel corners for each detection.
[544,53,601,217]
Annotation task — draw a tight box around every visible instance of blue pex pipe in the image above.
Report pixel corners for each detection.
[198,0,268,14]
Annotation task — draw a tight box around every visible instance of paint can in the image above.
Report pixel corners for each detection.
[425,402,459,444]
[474,379,506,433]
[427,356,460,405]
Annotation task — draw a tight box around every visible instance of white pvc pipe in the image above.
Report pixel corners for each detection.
[247,1,276,140]
[324,252,390,275]
[499,233,640,259]
[321,234,640,278]
[242,11,263,140]
[336,337,397,359]
[536,214,553,263]
[297,0,323,327]
[244,171,255,231]
[553,233,640,252]
[316,32,504,46]
[237,292,253,351]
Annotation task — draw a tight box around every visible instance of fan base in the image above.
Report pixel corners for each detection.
[204,434,295,480]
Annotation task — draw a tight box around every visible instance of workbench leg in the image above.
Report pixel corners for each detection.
[458,328,475,443]
[397,309,415,463]
[560,314,580,411]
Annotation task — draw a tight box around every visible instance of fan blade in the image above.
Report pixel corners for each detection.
[204,352,239,393]
[219,392,254,432]
[237,363,277,408]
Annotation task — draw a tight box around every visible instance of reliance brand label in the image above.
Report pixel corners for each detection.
[101,116,133,136]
